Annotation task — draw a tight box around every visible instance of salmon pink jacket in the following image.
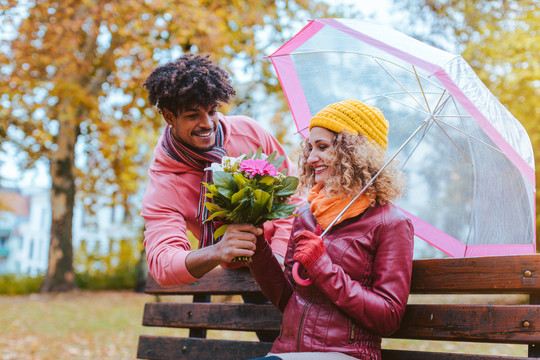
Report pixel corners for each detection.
[141,113,303,286]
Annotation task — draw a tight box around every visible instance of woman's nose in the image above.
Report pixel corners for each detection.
[307,150,318,165]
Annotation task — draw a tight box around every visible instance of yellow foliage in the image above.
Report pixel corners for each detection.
[0,0,336,290]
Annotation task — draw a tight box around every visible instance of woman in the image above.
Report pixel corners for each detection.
[248,99,414,360]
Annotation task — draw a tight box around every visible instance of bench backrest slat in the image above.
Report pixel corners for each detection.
[144,267,260,295]
[143,303,282,331]
[380,349,533,360]
[144,255,540,296]
[410,255,540,294]
[393,304,540,343]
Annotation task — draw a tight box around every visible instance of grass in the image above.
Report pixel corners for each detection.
[0,291,529,359]
[1,291,183,359]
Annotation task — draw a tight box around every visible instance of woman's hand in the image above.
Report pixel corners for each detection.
[293,230,326,270]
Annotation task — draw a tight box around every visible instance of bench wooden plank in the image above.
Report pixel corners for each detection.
[137,336,273,360]
[144,255,540,296]
[410,255,540,294]
[142,302,282,331]
[392,304,540,343]
[145,267,261,295]
[142,302,540,344]
[381,349,533,360]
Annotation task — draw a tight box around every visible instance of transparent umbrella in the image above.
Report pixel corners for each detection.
[269,19,535,262]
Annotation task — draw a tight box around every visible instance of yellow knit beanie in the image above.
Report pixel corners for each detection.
[309,99,389,150]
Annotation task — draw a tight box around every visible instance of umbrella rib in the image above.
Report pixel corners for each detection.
[378,96,429,115]
[443,94,505,154]
[427,95,473,164]
[363,91,447,99]
[435,119,506,156]
[431,89,448,115]
[432,118,473,165]
[400,122,433,169]
[373,58,428,113]
[413,66,431,113]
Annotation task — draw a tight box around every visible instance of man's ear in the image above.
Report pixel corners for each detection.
[162,108,175,126]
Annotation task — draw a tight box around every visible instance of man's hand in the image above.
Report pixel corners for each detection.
[215,224,262,262]
[186,224,263,278]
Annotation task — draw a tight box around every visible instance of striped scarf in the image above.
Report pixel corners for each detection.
[162,122,227,248]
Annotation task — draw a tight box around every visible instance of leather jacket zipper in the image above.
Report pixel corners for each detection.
[349,322,356,343]
[297,286,313,351]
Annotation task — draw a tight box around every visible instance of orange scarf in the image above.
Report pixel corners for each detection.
[308,184,374,230]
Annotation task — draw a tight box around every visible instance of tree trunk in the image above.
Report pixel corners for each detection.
[41,120,78,293]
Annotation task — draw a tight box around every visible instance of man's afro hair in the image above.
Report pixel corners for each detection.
[143,53,236,115]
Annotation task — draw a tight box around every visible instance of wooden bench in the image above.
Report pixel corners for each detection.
[137,254,540,360]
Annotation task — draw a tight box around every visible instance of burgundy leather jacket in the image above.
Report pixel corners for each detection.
[249,202,414,360]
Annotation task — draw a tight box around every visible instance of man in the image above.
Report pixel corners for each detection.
[141,53,302,288]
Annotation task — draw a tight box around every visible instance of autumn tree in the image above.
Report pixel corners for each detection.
[0,0,330,292]
[395,0,540,246]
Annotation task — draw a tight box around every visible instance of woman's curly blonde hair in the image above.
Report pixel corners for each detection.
[298,130,406,205]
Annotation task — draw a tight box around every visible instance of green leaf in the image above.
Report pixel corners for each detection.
[265,151,277,165]
[213,171,237,199]
[231,188,249,205]
[206,210,229,222]
[271,155,286,169]
[227,202,251,223]
[214,224,228,240]
[275,176,299,196]
[202,182,219,195]
[253,189,272,213]
[233,173,248,189]
[280,168,288,176]
[258,176,274,186]
[204,202,224,213]
[264,202,298,220]
[212,193,232,209]
[254,147,263,159]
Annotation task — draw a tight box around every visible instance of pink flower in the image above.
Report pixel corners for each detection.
[240,159,278,178]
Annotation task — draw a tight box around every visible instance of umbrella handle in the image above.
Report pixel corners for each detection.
[292,261,312,286]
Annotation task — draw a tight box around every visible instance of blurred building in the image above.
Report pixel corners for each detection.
[0,187,142,276]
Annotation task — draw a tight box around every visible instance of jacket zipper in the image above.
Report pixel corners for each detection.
[297,286,313,352]
[349,322,356,343]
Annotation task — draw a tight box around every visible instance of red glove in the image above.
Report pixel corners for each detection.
[293,230,326,270]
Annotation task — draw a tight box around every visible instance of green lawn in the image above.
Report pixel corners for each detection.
[0,291,528,359]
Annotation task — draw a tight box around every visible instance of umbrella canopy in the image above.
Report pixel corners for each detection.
[269,18,535,257]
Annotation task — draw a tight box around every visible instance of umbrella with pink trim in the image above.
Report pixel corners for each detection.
[269,19,535,268]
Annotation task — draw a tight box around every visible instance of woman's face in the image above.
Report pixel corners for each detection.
[306,126,335,185]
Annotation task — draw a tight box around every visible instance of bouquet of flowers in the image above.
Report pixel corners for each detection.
[203,148,299,262]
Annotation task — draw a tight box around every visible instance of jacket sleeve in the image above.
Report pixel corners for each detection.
[141,172,199,287]
[307,217,414,336]
[248,212,306,312]
[260,127,306,257]
[248,241,294,312]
